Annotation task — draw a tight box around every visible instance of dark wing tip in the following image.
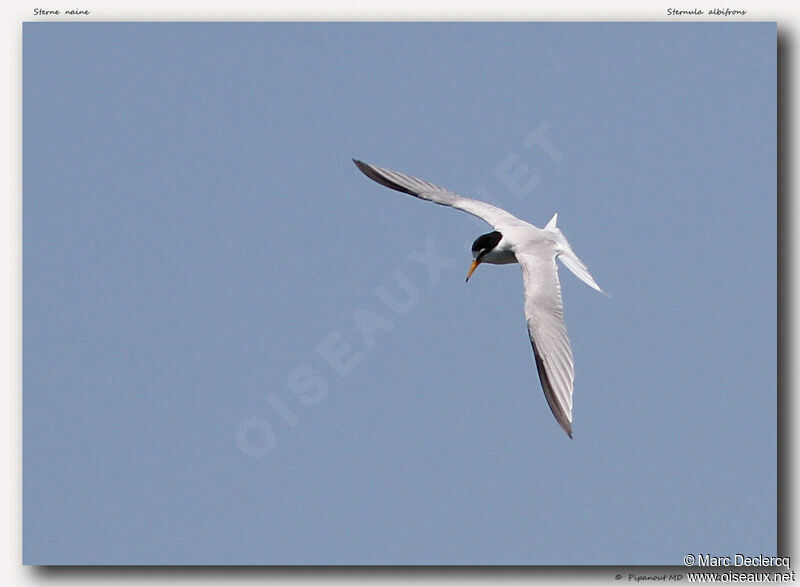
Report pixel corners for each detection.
[352,159,417,196]
[353,159,371,172]
[352,159,371,177]
[532,341,574,439]
[352,159,369,175]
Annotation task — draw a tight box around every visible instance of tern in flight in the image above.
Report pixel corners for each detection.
[353,160,606,437]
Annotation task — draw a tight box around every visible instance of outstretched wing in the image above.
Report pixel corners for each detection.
[353,160,521,229]
[517,249,575,437]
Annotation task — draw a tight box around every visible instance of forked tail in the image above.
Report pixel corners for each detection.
[545,213,607,295]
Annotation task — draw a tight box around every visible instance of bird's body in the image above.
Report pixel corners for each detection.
[353,160,605,437]
[486,223,552,263]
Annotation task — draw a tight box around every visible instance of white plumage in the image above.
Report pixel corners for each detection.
[354,160,605,437]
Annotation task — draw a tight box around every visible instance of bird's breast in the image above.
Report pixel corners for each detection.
[481,247,517,265]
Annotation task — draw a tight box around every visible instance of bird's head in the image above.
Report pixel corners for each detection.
[466,231,503,282]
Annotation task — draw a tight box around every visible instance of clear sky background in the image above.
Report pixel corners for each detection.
[23,22,776,565]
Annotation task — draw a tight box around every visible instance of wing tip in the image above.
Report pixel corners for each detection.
[352,159,417,196]
[532,343,575,440]
[558,413,573,438]
[353,159,377,176]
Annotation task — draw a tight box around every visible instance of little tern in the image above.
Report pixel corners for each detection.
[353,160,605,438]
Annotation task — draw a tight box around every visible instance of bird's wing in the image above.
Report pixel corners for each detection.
[353,160,521,229]
[517,248,575,437]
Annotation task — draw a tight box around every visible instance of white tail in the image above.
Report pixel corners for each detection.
[546,218,607,295]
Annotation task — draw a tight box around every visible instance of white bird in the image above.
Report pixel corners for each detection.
[354,160,605,437]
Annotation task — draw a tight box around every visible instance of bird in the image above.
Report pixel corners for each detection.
[353,159,606,437]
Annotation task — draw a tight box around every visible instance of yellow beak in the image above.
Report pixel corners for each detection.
[466,259,481,282]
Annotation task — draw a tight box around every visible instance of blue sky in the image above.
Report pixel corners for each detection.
[23,22,776,564]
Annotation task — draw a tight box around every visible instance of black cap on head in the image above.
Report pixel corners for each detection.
[471,231,502,258]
